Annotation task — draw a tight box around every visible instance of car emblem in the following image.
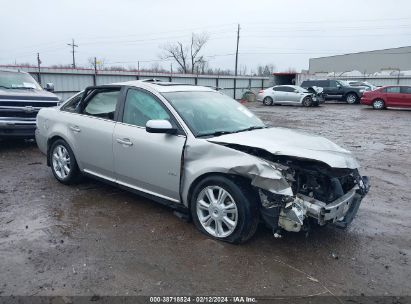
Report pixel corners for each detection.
[24,106,35,113]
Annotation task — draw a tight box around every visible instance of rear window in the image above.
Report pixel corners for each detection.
[301,80,313,87]
[400,87,411,94]
[301,80,328,87]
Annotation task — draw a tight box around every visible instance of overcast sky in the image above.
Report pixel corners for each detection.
[1,0,410,73]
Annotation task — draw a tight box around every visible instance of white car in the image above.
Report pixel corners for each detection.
[257,85,322,107]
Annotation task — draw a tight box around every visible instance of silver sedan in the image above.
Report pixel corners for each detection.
[35,81,369,243]
[257,85,321,107]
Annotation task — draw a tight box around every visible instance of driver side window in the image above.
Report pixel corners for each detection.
[123,89,170,127]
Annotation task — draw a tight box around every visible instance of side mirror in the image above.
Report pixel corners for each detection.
[146,120,177,134]
[45,83,55,92]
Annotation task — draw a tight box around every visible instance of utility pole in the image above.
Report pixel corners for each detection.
[235,24,240,77]
[93,57,98,86]
[37,53,42,85]
[94,57,98,74]
[67,39,78,68]
[234,24,240,99]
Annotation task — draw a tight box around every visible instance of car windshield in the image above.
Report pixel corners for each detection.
[163,91,266,137]
[0,70,42,90]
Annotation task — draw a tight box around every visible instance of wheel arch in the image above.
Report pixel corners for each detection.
[344,91,359,98]
[46,135,77,167]
[186,172,254,209]
[372,97,386,103]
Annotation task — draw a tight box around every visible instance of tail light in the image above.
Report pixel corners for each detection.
[259,90,264,94]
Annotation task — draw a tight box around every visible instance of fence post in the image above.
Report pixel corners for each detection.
[261,79,264,90]
[216,77,219,90]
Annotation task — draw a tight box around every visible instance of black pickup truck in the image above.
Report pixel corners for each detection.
[0,69,59,138]
[301,79,365,104]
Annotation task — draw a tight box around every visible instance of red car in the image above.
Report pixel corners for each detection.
[361,85,411,109]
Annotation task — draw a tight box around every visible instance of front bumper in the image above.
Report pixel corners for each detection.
[0,118,36,137]
[273,175,370,233]
[360,97,372,105]
[312,95,325,104]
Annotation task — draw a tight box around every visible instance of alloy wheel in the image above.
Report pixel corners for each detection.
[346,94,357,104]
[373,99,385,109]
[52,145,71,179]
[196,186,238,238]
[263,97,273,106]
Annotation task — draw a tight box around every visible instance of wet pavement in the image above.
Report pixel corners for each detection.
[0,103,410,297]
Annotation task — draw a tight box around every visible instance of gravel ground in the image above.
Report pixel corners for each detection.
[0,103,410,298]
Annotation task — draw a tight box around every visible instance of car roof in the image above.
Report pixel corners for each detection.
[112,80,215,93]
[274,85,299,88]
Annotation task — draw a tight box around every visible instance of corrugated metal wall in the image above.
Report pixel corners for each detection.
[4,66,270,101]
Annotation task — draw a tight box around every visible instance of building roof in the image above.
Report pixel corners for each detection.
[311,45,411,60]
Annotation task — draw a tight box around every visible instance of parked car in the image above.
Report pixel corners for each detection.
[36,80,369,243]
[347,81,378,91]
[257,85,324,107]
[300,79,365,104]
[0,68,59,138]
[360,85,411,109]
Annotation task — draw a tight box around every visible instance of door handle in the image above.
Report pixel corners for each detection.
[116,138,133,146]
[69,125,81,133]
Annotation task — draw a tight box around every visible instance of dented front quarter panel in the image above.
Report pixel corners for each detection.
[180,127,369,234]
[180,138,293,207]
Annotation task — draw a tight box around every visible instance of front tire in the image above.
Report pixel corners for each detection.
[263,97,273,106]
[345,93,358,104]
[49,139,81,184]
[190,175,259,244]
[372,99,385,110]
[302,96,313,107]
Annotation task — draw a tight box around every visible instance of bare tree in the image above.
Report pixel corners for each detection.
[256,64,276,76]
[88,57,106,70]
[161,33,209,74]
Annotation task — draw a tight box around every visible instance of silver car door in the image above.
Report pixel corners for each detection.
[113,88,186,202]
[273,87,286,102]
[278,87,294,103]
[66,88,121,179]
[290,88,303,103]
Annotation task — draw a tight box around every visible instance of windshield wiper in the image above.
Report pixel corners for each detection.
[233,126,265,133]
[197,130,236,137]
[0,85,12,89]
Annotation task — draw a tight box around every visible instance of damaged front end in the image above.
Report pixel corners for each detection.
[259,158,370,236]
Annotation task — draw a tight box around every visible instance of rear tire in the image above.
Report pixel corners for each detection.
[372,99,385,110]
[49,139,81,185]
[345,93,358,104]
[190,175,259,244]
[263,97,273,106]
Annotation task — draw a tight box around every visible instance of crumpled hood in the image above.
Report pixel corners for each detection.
[208,127,360,169]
